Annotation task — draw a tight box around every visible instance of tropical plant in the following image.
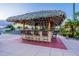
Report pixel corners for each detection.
[76,19,79,26]
[5,25,15,31]
[17,26,22,29]
[75,11,79,17]
[64,19,77,37]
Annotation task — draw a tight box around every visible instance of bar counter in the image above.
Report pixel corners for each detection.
[21,30,53,42]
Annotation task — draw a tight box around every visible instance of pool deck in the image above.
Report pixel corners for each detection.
[0,33,79,56]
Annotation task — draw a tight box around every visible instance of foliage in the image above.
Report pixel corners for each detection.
[75,11,79,17]
[45,26,48,31]
[60,19,79,37]
[5,25,15,31]
[17,26,22,29]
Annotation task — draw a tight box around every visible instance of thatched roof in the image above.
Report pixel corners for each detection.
[7,10,66,26]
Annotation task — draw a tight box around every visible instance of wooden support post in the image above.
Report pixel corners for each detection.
[22,20,26,39]
[48,18,51,31]
[48,17,52,42]
[23,20,25,30]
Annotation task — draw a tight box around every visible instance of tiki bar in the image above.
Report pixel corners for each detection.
[7,10,66,42]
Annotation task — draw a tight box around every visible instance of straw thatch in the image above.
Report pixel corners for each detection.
[7,10,66,26]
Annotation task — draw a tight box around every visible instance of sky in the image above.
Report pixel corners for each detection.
[0,3,79,20]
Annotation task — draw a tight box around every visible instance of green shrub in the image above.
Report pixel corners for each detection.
[5,25,15,31]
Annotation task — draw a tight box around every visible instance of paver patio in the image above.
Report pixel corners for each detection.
[0,33,79,56]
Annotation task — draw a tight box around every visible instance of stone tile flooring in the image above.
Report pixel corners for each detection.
[0,34,79,56]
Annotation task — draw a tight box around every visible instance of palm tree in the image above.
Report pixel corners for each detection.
[65,19,76,37]
[76,12,79,16]
[73,3,76,21]
[75,20,79,30]
[75,12,79,19]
